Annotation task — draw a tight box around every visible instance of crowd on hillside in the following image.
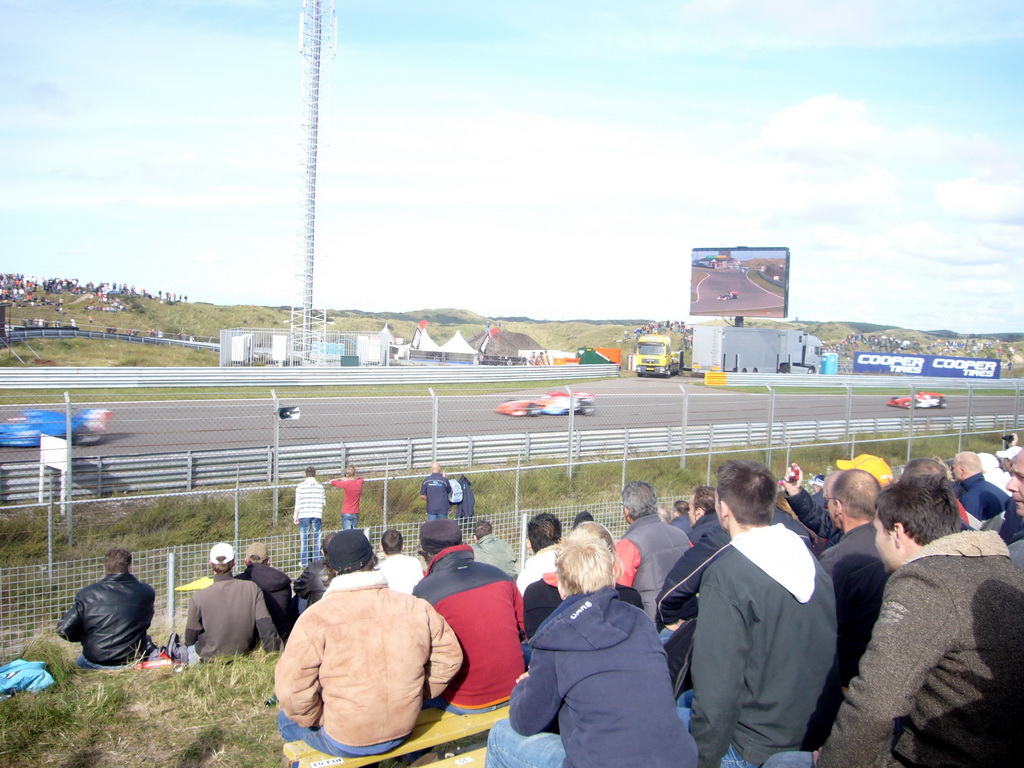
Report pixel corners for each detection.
[54,448,1024,767]
[823,331,1018,366]
[1,273,188,311]
[633,320,689,338]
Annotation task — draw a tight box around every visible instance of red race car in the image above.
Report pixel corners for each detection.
[495,392,596,417]
[887,392,945,409]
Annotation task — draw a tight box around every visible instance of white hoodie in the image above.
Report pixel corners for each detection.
[730,524,817,603]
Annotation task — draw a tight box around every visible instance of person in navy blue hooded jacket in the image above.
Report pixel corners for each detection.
[487,529,697,768]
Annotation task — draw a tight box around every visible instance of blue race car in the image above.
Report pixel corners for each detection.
[0,409,113,447]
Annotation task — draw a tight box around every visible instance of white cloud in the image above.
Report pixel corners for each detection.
[935,178,1024,223]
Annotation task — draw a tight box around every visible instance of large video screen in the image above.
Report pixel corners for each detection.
[689,246,790,318]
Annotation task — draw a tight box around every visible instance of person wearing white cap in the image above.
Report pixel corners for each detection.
[997,443,1021,474]
[183,542,282,663]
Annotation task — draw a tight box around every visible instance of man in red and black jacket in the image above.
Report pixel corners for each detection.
[413,519,525,714]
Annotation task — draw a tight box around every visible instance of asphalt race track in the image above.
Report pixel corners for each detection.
[690,267,784,316]
[0,377,1016,461]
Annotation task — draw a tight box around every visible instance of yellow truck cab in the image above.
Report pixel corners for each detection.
[634,334,678,377]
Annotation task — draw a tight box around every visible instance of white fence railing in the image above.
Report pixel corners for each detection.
[2,412,1018,504]
[0,363,619,389]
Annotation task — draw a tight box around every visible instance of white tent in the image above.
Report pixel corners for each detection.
[412,326,443,352]
[439,331,477,355]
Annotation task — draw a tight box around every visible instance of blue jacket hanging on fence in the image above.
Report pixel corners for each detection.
[456,476,476,519]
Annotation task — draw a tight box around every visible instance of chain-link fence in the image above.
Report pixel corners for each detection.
[2,383,1021,660]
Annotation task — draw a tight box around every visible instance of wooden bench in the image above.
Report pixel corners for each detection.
[431,745,487,767]
[283,707,506,768]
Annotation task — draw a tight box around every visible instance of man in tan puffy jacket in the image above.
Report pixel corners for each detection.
[275,530,463,758]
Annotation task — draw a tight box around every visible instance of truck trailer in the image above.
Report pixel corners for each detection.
[690,326,822,374]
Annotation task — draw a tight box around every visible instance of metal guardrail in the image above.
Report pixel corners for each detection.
[0,363,620,389]
[709,372,1023,390]
[2,412,1017,503]
[9,327,219,350]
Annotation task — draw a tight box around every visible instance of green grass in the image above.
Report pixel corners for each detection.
[747,270,786,296]
[2,429,1010,568]
[1,638,284,768]
[0,338,218,368]
[1,638,485,768]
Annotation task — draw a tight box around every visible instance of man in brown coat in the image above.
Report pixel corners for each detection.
[275,530,463,758]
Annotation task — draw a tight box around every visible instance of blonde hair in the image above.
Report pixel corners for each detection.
[557,526,616,596]
[564,521,622,580]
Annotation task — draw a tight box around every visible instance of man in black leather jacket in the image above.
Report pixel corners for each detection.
[57,547,156,669]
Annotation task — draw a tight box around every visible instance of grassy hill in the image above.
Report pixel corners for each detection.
[3,288,1018,368]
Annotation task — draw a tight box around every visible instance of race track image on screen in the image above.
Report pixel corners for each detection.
[689,246,790,318]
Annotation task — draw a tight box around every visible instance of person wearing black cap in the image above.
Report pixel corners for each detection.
[413,519,525,714]
[235,542,295,641]
[275,530,463,759]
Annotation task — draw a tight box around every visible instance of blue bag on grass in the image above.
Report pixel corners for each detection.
[0,659,56,696]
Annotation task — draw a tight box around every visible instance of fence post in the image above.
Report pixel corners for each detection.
[844,384,853,453]
[679,385,688,468]
[766,386,776,468]
[383,458,390,529]
[706,424,714,486]
[514,456,521,515]
[47,473,54,579]
[429,388,438,462]
[1015,381,1021,430]
[271,389,280,525]
[64,391,74,545]
[167,552,176,627]
[565,387,575,482]
[966,384,975,448]
[234,476,240,549]
[784,441,791,473]
[907,384,916,464]
[621,433,628,489]
[519,513,529,573]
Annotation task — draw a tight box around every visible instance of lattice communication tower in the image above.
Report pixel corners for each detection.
[292,0,337,364]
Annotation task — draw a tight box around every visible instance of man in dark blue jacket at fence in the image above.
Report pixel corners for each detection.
[487,528,697,768]
[420,462,452,521]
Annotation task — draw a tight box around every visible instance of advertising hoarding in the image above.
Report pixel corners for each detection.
[689,246,790,318]
[853,353,1001,379]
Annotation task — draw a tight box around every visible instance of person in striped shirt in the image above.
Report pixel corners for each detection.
[294,467,326,567]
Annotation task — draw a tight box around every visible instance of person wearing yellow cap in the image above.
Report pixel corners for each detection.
[834,455,894,486]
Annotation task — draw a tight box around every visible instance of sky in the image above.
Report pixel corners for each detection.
[2,1,1023,333]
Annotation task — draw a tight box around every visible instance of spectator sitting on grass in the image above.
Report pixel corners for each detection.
[293,533,334,611]
[56,547,156,670]
[183,543,281,663]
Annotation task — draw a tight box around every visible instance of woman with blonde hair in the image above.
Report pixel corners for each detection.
[522,521,643,639]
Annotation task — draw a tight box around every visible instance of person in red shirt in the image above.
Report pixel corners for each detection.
[329,465,365,530]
